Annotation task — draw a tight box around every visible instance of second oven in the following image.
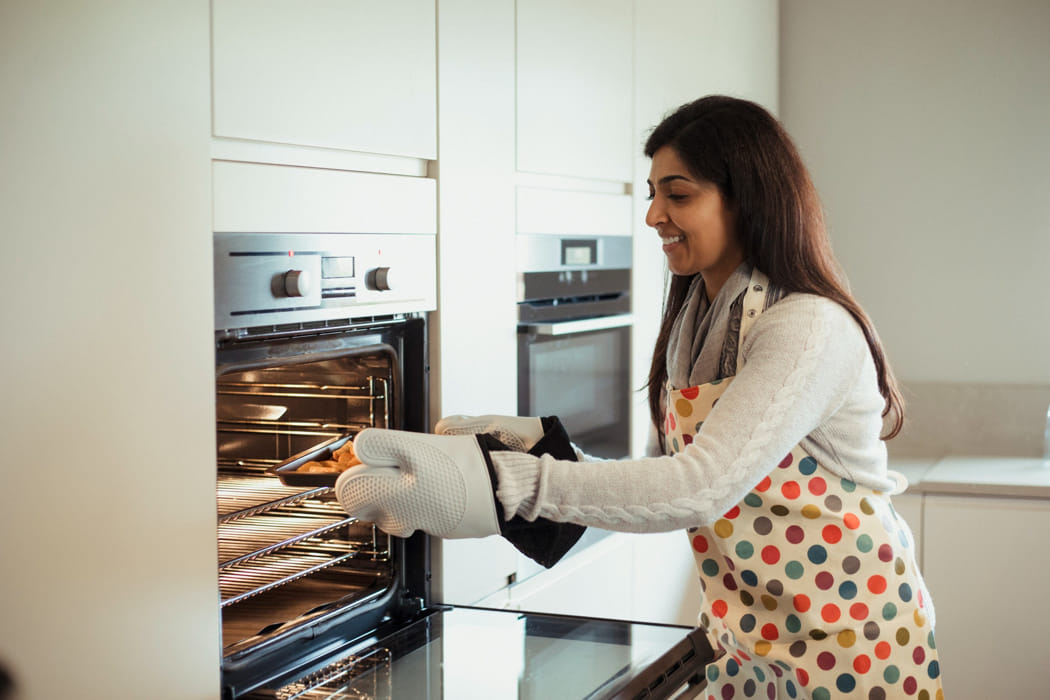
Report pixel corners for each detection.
[516,234,632,459]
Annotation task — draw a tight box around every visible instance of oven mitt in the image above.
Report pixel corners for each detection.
[476,416,587,569]
[334,430,501,539]
[337,419,586,568]
[435,414,546,452]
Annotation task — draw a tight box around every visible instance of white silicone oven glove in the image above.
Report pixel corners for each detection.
[334,428,500,539]
[434,414,545,452]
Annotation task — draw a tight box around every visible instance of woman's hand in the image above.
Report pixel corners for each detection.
[334,429,501,539]
[434,414,545,452]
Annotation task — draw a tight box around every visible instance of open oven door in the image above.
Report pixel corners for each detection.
[241,605,716,699]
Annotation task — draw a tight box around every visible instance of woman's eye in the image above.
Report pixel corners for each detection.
[645,190,687,203]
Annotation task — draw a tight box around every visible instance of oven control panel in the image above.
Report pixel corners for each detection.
[214,233,436,331]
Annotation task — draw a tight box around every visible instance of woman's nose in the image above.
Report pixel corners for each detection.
[645,196,664,229]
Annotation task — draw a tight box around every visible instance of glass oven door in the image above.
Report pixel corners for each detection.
[518,315,631,459]
[250,606,715,699]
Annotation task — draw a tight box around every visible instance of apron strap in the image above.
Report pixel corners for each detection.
[735,269,771,373]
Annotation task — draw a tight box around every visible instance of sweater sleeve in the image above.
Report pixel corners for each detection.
[491,295,886,533]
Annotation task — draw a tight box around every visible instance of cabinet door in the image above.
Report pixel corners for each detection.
[433,537,519,606]
[516,0,634,181]
[923,494,1050,700]
[508,534,633,619]
[212,0,436,159]
[629,531,702,627]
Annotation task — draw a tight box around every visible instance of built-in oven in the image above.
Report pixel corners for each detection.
[214,231,434,698]
[214,232,712,699]
[517,235,632,459]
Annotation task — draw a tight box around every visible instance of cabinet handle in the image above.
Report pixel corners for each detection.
[521,314,633,337]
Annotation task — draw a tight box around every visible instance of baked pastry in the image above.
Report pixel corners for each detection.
[296,438,363,474]
[298,459,343,473]
[332,440,362,468]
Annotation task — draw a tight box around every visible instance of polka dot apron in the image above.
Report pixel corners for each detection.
[664,271,942,700]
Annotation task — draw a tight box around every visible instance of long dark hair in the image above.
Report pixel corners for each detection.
[644,95,904,440]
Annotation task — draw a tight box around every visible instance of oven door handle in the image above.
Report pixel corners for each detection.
[521,313,633,337]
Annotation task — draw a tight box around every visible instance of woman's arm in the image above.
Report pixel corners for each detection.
[492,295,878,533]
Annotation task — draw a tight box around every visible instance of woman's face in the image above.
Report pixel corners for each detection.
[645,146,743,291]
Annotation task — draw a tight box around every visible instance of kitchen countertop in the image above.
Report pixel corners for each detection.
[890,455,1050,499]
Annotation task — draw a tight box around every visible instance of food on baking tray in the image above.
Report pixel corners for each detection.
[298,460,343,473]
[332,440,359,467]
[296,438,362,473]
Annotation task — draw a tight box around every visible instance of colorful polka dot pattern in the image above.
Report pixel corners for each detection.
[665,379,729,453]
[667,383,943,699]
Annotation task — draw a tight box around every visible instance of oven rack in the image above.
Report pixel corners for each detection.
[217,376,390,435]
[219,507,354,569]
[217,379,382,399]
[261,646,392,700]
[215,422,357,439]
[218,470,331,521]
[220,546,359,607]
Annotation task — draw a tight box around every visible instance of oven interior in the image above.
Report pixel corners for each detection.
[215,320,429,698]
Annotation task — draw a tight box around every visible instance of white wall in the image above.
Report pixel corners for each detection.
[630,0,780,456]
[0,3,220,699]
[780,0,1050,456]
[780,1,1050,385]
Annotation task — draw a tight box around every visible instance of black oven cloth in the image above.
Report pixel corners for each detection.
[475,416,587,569]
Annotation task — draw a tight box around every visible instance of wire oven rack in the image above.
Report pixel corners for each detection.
[216,376,391,438]
[252,646,392,700]
[216,374,392,609]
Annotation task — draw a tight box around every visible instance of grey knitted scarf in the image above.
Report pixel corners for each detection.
[666,263,785,389]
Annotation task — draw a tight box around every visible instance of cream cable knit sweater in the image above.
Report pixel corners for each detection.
[490,293,906,534]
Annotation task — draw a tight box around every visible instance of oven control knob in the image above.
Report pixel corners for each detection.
[283,269,311,297]
[368,266,396,292]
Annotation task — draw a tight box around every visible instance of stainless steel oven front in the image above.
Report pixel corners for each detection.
[517,235,632,459]
[213,231,435,698]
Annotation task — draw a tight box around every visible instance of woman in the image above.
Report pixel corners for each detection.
[336,95,943,699]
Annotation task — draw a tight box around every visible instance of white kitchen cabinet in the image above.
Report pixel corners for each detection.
[212,0,436,159]
[430,0,522,609]
[433,537,520,606]
[504,533,635,620]
[922,494,1050,700]
[472,531,704,627]
[516,185,633,237]
[212,161,436,234]
[516,0,634,182]
[629,531,703,627]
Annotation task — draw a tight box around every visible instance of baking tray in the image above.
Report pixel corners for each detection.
[271,434,354,487]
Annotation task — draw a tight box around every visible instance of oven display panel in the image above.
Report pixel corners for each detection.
[561,238,597,266]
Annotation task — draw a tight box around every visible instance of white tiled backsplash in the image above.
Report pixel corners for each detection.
[887,381,1050,458]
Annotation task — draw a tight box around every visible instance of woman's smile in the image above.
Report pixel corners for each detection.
[646,146,743,298]
[661,234,685,251]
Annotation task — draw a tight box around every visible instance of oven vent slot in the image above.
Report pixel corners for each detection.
[218,314,407,344]
[321,286,356,300]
